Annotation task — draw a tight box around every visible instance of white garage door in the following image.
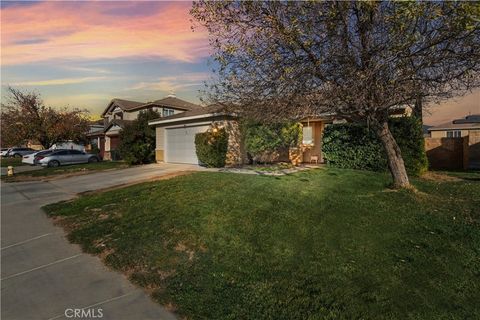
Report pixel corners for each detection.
[165,124,210,164]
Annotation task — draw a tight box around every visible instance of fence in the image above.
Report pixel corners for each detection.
[425,131,480,170]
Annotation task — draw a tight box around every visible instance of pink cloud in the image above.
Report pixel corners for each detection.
[1,1,210,65]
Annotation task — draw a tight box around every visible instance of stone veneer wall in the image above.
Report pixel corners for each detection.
[213,120,246,167]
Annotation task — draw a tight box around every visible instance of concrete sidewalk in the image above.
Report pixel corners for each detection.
[1,163,208,320]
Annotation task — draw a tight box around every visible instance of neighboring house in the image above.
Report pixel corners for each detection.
[91,94,203,160]
[427,114,480,138]
[425,114,480,169]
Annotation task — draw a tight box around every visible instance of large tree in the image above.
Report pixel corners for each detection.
[1,87,90,149]
[191,1,480,188]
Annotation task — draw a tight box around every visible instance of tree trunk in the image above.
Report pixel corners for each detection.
[375,120,410,188]
[413,93,423,121]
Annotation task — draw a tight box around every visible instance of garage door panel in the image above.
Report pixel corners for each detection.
[166,125,209,164]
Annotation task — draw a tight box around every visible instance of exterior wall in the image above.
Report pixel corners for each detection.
[99,137,105,159]
[425,137,465,169]
[153,117,245,166]
[104,135,120,161]
[109,107,186,123]
[467,130,480,169]
[155,127,165,162]
[300,121,325,163]
[122,110,139,121]
[213,119,246,166]
[430,129,471,138]
[105,136,111,152]
[425,130,480,169]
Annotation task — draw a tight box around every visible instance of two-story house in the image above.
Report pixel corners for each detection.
[93,94,202,160]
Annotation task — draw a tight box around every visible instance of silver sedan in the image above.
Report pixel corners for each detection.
[37,150,100,167]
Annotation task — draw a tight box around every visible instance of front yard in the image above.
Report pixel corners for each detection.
[44,168,480,319]
[2,161,129,182]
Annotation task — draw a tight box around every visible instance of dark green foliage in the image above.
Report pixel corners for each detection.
[90,145,101,156]
[195,128,228,167]
[243,121,302,163]
[323,117,428,176]
[389,117,429,176]
[44,169,480,319]
[118,110,160,165]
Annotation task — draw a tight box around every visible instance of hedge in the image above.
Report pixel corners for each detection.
[195,128,229,168]
[322,117,428,176]
[243,121,302,163]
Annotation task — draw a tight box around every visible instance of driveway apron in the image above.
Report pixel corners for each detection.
[1,163,206,320]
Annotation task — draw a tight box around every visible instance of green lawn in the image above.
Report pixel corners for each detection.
[44,168,480,319]
[3,161,129,182]
[0,157,23,167]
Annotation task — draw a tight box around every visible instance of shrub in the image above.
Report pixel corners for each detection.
[322,117,427,176]
[243,121,302,163]
[118,110,160,165]
[195,128,229,167]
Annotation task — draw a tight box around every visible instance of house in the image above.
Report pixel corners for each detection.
[425,114,480,169]
[148,104,418,166]
[148,105,244,165]
[89,94,203,160]
[427,114,480,138]
[148,103,341,166]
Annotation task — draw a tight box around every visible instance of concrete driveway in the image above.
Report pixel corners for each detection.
[1,163,209,320]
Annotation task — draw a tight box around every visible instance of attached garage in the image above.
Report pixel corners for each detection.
[149,106,245,166]
[165,124,209,164]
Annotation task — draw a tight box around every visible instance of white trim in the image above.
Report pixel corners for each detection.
[428,126,480,131]
[164,127,168,163]
[163,121,212,130]
[148,113,229,126]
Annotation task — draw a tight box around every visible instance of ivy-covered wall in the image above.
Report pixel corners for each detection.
[322,117,428,176]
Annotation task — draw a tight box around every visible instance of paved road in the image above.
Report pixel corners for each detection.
[1,163,209,320]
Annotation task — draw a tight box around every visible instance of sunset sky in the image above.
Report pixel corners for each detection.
[1,1,479,125]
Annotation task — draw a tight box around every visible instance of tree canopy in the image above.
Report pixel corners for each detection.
[1,87,90,149]
[191,1,480,187]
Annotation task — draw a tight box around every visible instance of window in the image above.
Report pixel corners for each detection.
[69,150,83,155]
[55,150,69,155]
[302,126,314,145]
[163,108,174,117]
[446,130,461,138]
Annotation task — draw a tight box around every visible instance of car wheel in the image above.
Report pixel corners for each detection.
[13,153,21,158]
[48,160,60,168]
[88,157,99,163]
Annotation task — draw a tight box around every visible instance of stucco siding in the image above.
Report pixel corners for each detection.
[156,127,165,150]
[301,121,325,163]
[430,129,471,138]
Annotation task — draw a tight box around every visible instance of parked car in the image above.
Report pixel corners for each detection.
[0,148,9,157]
[7,147,35,158]
[22,150,56,165]
[36,149,100,167]
[50,141,85,152]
